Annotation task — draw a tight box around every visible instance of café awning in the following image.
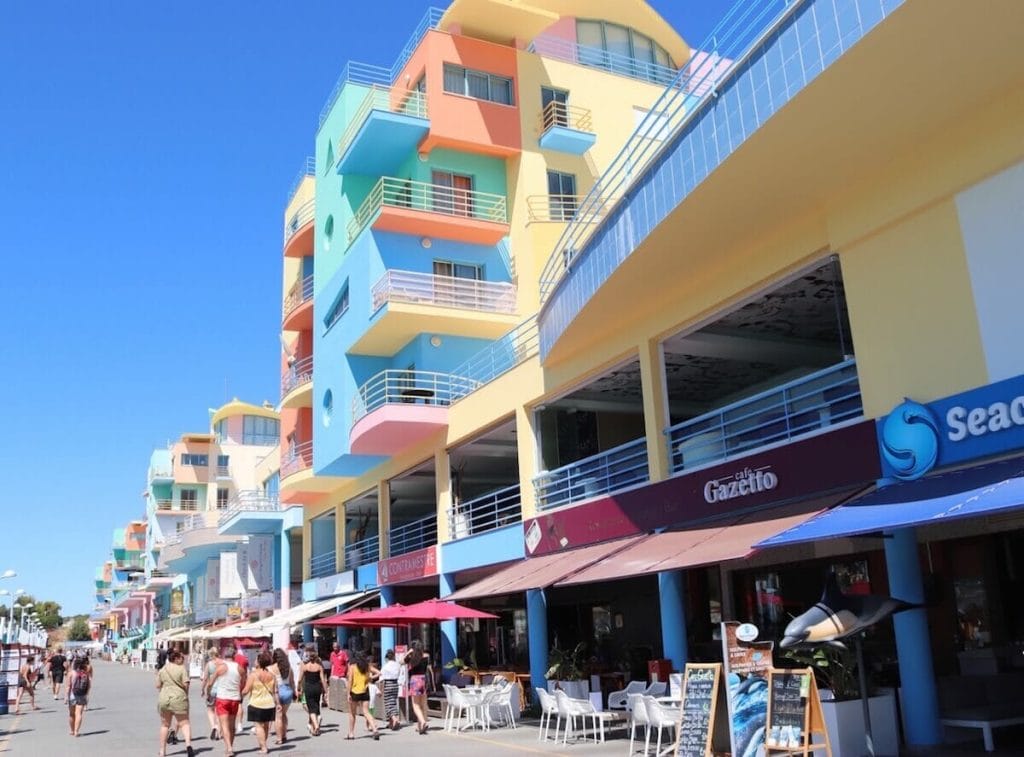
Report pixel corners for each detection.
[756,456,1024,549]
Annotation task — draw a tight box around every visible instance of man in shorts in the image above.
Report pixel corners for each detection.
[50,647,68,700]
[206,644,246,757]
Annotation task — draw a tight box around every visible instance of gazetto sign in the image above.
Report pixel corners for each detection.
[704,466,778,503]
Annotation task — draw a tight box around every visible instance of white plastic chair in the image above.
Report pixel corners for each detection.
[643,695,676,755]
[446,685,479,732]
[642,681,667,697]
[556,689,607,744]
[536,687,560,742]
[628,693,650,755]
[442,684,457,732]
[609,680,647,710]
[491,682,517,728]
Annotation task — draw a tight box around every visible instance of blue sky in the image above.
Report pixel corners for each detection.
[0,0,733,615]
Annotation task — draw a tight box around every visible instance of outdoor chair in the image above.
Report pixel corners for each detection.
[490,682,517,728]
[627,693,650,755]
[536,686,561,742]
[609,680,647,710]
[446,685,483,732]
[643,695,676,755]
[642,681,667,697]
[555,689,595,744]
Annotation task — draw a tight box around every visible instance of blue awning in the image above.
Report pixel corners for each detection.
[755,456,1024,549]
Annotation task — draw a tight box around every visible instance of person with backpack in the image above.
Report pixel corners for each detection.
[67,655,91,737]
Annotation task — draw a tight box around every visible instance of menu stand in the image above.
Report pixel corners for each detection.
[764,667,831,757]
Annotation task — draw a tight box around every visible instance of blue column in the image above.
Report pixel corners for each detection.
[884,527,941,745]
[439,572,457,676]
[302,623,313,644]
[527,588,549,702]
[658,570,689,672]
[279,528,292,611]
[380,586,396,665]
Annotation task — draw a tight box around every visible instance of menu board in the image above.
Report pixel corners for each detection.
[767,670,809,748]
[673,663,729,757]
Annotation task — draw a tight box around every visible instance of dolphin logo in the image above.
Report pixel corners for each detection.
[880,399,940,481]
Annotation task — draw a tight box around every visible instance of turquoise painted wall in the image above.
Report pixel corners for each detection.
[395,148,507,198]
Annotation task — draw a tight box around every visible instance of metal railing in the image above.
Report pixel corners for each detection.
[525,194,612,224]
[449,484,522,540]
[281,354,314,397]
[666,359,862,474]
[538,1,810,304]
[148,465,174,481]
[389,514,438,557]
[529,35,678,86]
[345,534,380,570]
[534,437,650,511]
[281,440,313,479]
[318,7,445,127]
[449,315,539,403]
[154,499,199,512]
[538,101,594,136]
[283,273,314,320]
[352,370,481,423]
[284,198,315,245]
[371,270,516,314]
[286,156,316,204]
[348,177,508,243]
[310,550,337,579]
[218,490,282,526]
[336,86,429,164]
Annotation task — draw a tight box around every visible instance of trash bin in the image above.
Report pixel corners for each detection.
[0,682,9,716]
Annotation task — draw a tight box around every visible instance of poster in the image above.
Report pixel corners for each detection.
[240,535,273,592]
[219,551,244,599]
[721,621,774,757]
[206,558,221,604]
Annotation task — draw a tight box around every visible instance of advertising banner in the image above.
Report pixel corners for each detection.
[206,558,220,607]
[219,552,244,600]
[377,545,438,585]
[721,621,775,757]
[240,535,274,592]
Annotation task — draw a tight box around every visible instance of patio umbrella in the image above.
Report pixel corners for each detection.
[315,598,497,627]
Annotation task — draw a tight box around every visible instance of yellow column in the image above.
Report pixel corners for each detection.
[377,480,390,561]
[334,502,347,574]
[638,337,671,483]
[435,447,452,544]
[516,404,539,518]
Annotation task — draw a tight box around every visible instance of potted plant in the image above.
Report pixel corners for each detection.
[783,645,899,756]
[546,642,590,700]
[443,655,478,686]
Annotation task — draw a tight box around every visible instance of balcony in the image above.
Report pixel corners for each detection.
[286,157,315,205]
[219,490,293,535]
[282,274,314,331]
[350,270,518,356]
[529,35,678,87]
[537,101,596,155]
[350,370,480,455]
[336,85,429,176]
[666,360,862,474]
[148,464,174,484]
[283,198,314,256]
[160,512,238,570]
[152,499,199,514]
[534,437,650,511]
[310,550,337,579]
[348,177,509,247]
[449,484,521,540]
[345,534,380,570]
[281,440,313,480]
[281,355,314,408]
[389,514,437,557]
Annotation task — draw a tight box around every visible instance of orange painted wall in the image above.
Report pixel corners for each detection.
[398,30,521,157]
[280,407,313,449]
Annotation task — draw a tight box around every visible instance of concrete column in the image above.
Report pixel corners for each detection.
[378,480,391,560]
[439,572,457,672]
[527,588,549,701]
[334,502,347,574]
[638,338,671,482]
[435,448,452,544]
[380,585,396,665]
[884,527,942,745]
[302,623,313,644]
[280,528,292,611]
[302,518,312,582]
[658,570,689,671]
[516,404,540,518]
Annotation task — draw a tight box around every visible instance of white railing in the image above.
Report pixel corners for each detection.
[283,273,314,319]
[282,354,314,397]
[534,437,650,510]
[281,440,313,479]
[336,85,428,164]
[371,270,516,314]
[148,465,174,482]
[449,483,522,540]
[218,490,283,526]
[389,514,438,556]
[345,534,380,570]
[526,194,612,223]
[449,316,539,403]
[351,370,481,423]
[153,499,199,512]
[286,156,316,203]
[284,198,315,244]
[538,101,594,135]
[529,35,678,86]
[348,177,508,243]
[310,550,337,578]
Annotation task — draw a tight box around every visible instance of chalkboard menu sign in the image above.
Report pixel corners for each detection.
[765,668,830,756]
[672,663,729,757]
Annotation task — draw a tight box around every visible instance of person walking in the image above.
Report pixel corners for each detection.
[13,656,40,714]
[300,651,327,737]
[205,643,246,757]
[328,641,348,708]
[269,648,295,746]
[156,648,195,757]
[345,652,380,741]
[201,648,221,742]
[241,651,280,755]
[380,648,402,731]
[66,654,91,737]
[404,640,430,734]
[50,647,68,700]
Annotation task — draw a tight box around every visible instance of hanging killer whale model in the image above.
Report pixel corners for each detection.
[780,573,918,649]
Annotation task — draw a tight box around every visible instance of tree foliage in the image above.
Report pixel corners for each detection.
[68,617,92,642]
[0,594,63,629]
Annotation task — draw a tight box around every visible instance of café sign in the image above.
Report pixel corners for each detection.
[377,545,438,586]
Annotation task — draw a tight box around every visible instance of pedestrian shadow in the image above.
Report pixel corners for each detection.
[77,730,110,737]
[0,729,34,737]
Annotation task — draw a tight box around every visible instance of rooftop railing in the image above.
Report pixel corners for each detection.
[284,198,315,245]
[218,490,282,526]
[352,369,481,423]
[529,35,678,86]
[371,270,516,314]
[449,315,539,403]
[281,354,314,397]
[534,436,650,511]
[537,101,594,136]
[336,86,429,163]
[281,440,313,479]
[348,177,508,243]
[286,156,316,204]
[345,534,380,570]
[666,359,862,474]
[309,551,337,579]
[318,7,445,128]
[283,273,314,320]
[389,514,438,557]
[449,483,522,541]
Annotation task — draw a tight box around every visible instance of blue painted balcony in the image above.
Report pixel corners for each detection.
[389,514,437,557]
[309,550,337,579]
[666,360,862,474]
[537,101,596,155]
[449,484,521,541]
[336,86,429,176]
[345,534,380,570]
[534,437,650,511]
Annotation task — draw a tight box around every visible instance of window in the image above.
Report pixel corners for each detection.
[433,260,482,280]
[540,87,569,129]
[216,455,230,474]
[547,170,577,221]
[263,472,280,499]
[431,170,474,217]
[180,453,209,467]
[324,280,350,330]
[443,64,514,105]
[242,415,279,445]
[575,20,675,82]
[214,419,228,443]
[216,487,230,510]
[179,489,197,510]
[324,140,334,174]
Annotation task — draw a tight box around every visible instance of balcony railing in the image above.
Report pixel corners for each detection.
[666,359,862,474]
[218,490,282,526]
[284,198,315,244]
[538,101,593,136]
[281,440,313,479]
[450,316,539,404]
[283,274,314,320]
[348,177,508,243]
[526,194,613,224]
[286,156,316,204]
[449,484,522,540]
[153,499,199,513]
[529,35,678,86]
[148,465,174,482]
[310,551,337,579]
[282,354,314,397]
[371,270,516,314]
[534,437,650,511]
[389,514,437,557]
[352,370,481,423]
[336,85,429,163]
[345,534,380,570]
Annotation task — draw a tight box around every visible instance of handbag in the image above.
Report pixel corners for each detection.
[279,680,295,705]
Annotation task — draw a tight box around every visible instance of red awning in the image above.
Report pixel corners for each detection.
[315,599,497,627]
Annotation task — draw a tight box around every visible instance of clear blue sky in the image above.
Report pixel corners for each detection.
[0,0,733,615]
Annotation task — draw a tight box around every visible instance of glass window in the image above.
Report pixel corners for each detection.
[575,20,675,82]
[577,20,603,48]
[180,453,208,467]
[442,63,515,105]
[214,419,228,443]
[216,487,229,510]
[631,30,656,63]
[604,23,631,58]
[324,281,350,331]
[179,489,197,509]
[216,454,229,470]
[242,416,280,445]
[263,472,280,498]
[547,170,577,221]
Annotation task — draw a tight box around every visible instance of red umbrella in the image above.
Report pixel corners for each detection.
[314,598,496,627]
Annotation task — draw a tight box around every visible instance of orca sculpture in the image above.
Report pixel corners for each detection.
[780,572,918,649]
